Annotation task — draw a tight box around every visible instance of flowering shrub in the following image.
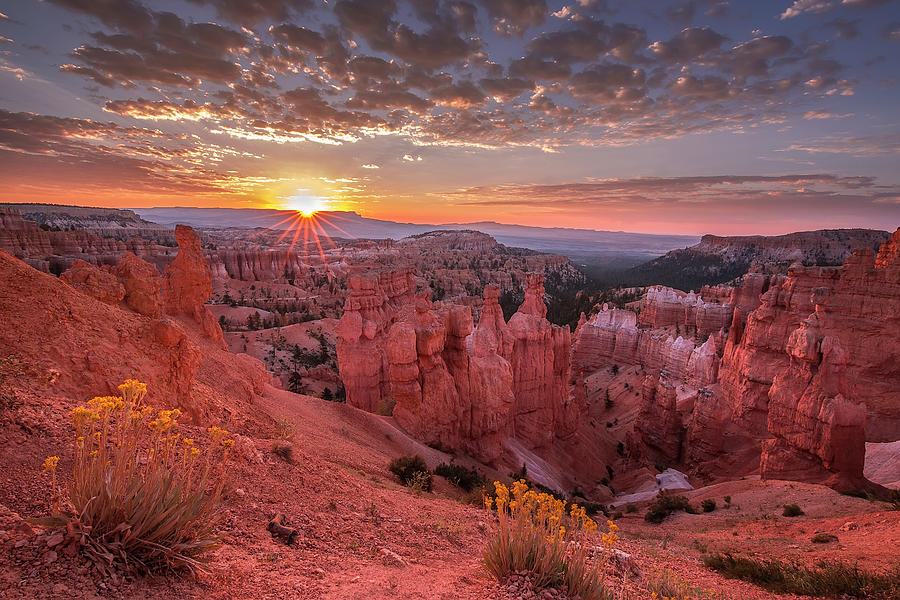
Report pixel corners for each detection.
[41,380,233,574]
[483,479,614,600]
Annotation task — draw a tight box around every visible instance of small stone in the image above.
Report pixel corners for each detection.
[46,533,64,547]
[44,551,58,564]
[380,547,407,567]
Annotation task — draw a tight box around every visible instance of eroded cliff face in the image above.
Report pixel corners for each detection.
[336,272,574,464]
[572,229,899,490]
[0,206,155,273]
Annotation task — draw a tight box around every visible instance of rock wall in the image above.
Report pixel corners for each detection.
[638,286,732,336]
[572,305,720,388]
[686,228,900,485]
[0,206,155,273]
[336,271,575,463]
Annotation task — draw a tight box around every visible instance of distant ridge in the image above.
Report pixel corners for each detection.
[131,206,698,262]
[626,228,892,291]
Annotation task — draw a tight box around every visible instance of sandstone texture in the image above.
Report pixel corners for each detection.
[337,271,574,463]
[163,225,225,346]
[59,259,125,305]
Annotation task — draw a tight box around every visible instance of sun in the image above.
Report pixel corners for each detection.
[284,191,326,216]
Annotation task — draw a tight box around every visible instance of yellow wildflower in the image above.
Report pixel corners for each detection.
[42,456,59,472]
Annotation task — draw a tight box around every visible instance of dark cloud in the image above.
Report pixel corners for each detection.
[669,74,732,100]
[720,36,795,78]
[186,0,313,26]
[569,63,646,102]
[431,81,487,107]
[479,76,534,100]
[826,18,861,39]
[476,0,547,36]
[335,0,477,67]
[509,55,571,80]
[526,20,609,63]
[345,82,434,113]
[269,24,327,53]
[46,0,153,33]
[649,27,727,62]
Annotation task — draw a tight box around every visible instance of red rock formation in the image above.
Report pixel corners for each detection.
[163,225,225,347]
[874,227,900,270]
[114,252,163,317]
[0,249,200,410]
[336,270,571,462]
[60,260,125,305]
[761,324,867,489]
[572,305,722,388]
[336,269,415,412]
[507,273,572,448]
[685,229,900,485]
[0,206,154,273]
[635,373,683,464]
[638,286,731,336]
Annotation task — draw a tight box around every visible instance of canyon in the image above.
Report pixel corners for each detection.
[1,204,897,499]
[1,204,898,600]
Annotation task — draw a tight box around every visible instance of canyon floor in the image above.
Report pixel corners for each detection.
[2,384,896,600]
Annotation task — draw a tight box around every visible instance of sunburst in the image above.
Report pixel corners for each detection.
[242,204,357,280]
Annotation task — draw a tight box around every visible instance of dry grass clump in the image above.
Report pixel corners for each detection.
[782,503,804,517]
[483,479,615,600]
[40,380,232,575]
[270,417,295,462]
[704,553,900,598]
[644,568,725,600]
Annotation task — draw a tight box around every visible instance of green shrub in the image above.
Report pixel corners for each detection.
[705,553,900,599]
[783,504,804,517]
[645,491,696,523]
[701,499,717,513]
[625,503,638,514]
[723,495,731,505]
[388,455,432,491]
[435,462,484,492]
[812,533,838,544]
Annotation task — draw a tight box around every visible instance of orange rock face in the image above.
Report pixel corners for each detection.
[59,260,125,305]
[162,225,225,347]
[114,252,163,317]
[336,271,574,463]
[687,229,900,486]
[507,273,573,447]
[0,249,200,410]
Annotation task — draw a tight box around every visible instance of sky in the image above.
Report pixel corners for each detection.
[0,0,899,235]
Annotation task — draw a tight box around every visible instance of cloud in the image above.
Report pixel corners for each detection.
[20,0,873,154]
[402,154,423,161]
[479,76,535,100]
[442,174,900,231]
[780,0,834,20]
[361,163,380,169]
[0,109,270,198]
[649,27,727,62]
[186,0,314,26]
[780,134,900,156]
[477,0,547,35]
